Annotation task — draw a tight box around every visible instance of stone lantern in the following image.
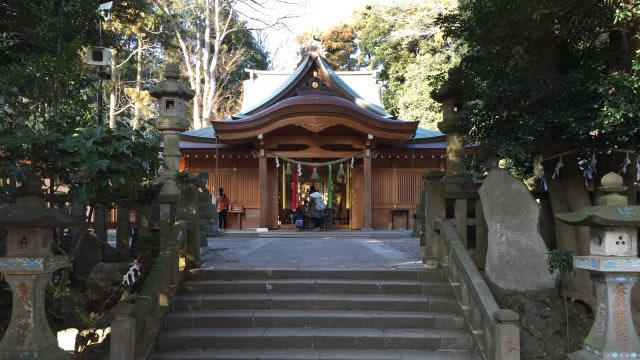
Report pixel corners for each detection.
[432,79,472,192]
[0,174,80,359]
[150,63,195,196]
[556,172,640,359]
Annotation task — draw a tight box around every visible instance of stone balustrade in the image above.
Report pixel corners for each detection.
[434,219,520,360]
[110,220,189,360]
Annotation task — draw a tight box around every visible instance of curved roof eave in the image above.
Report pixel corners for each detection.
[213,95,418,144]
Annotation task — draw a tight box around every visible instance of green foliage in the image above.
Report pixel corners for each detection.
[437,0,640,170]
[353,1,458,129]
[547,249,574,275]
[175,170,191,186]
[57,124,163,206]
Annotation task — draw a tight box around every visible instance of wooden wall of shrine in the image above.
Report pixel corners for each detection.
[183,151,444,230]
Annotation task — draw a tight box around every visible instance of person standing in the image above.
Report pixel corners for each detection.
[308,186,325,231]
[216,187,229,231]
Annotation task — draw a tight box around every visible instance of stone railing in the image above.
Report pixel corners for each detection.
[434,219,520,360]
[110,220,188,360]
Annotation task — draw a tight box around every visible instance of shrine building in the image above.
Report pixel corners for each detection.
[179,51,449,230]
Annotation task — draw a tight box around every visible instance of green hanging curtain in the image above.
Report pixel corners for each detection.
[328,164,333,209]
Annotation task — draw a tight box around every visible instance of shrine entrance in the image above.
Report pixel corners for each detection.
[276,157,355,230]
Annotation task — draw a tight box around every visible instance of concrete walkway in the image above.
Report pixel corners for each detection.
[203,232,424,270]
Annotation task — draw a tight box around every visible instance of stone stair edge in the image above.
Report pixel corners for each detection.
[151,349,479,360]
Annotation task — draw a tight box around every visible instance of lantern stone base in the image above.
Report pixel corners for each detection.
[569,257,640,360]
[0,256,71,360]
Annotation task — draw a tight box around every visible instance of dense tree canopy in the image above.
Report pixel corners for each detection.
[437,0,640,166]
[353,1,457,129]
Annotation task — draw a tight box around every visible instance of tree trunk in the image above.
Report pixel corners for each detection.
[543,153,595,310]
[134,33,143,129]
[109,53,117,129]
[116,205,131,260]
[136,205,151,239]
[93,203,109,243]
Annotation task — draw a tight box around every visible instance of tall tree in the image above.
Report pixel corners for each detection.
[353,1,458,129]
[437,0,640,250]
[154,0,297,129]
[436,0,640,312]
[296,24,358,71]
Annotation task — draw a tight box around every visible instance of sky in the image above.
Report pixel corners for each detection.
[247,0,395,71]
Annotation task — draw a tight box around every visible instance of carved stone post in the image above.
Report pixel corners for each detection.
[422,170,445,265]
[0,175,80,359]
[557,172,640,359]
[109,303,135,360]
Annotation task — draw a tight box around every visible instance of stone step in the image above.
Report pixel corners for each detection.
[187,269,441,282]
[152,349,478,360]
[155,327,473,351]
[165,310,464,330]
[172,293,459,313]
[179,279,449,296]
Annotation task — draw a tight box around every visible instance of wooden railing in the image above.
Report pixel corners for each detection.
[109,220,189,360]
[434,220,520,360]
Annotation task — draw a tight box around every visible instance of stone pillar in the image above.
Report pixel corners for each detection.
[109,303,135,360]
[422,171,445,265]
[0,174,80,359]
[178,182,201,267]
[0,259,70,359]
[494,309,521,360]
[160,130,182,196]
[576,272,640,359]
[445,132,464,178]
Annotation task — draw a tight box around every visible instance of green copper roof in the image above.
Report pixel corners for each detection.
[235,56,314,118]
[235,54,393,119]
[317,57,392,119]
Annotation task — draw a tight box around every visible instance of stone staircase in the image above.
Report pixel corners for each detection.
[151,268,478,360]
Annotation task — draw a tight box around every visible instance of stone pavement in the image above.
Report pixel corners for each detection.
[203,232,424,270]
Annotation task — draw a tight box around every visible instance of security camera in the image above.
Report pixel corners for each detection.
[86,47,112,66]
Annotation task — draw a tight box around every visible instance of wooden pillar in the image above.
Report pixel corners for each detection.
[259,151,268,228]
[363,149,372,230]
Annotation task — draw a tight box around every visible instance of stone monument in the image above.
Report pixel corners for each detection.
[0,174,80,359]
[479,168,555,291]
[557,172,640,359]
